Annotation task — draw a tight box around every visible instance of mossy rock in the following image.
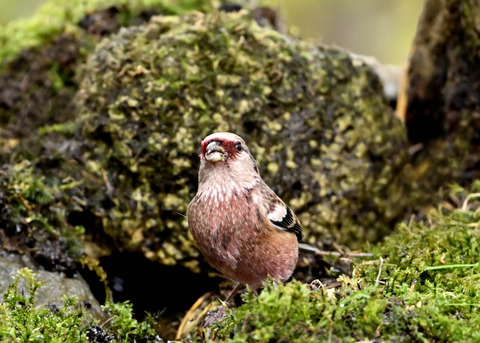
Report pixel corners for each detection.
[0,0,214,144]
[73,10,408,266]
[0,1,280,271]
[0,251,103,319]
[0,161,84,274]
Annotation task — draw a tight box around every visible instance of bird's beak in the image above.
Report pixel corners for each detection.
[205,141,225,162]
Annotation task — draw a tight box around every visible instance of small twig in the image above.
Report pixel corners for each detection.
[409,279,417,293]
[176,292,213,340]
[408,143,424,156]
[17,193,33,211]
[375,257,384,284]
[100,316,115,328]
[324,282,342,289]
[407,214,415,230]
[299,243,374,258]
[72,195,87,206]
[332,241,345,255]
[101,168,113,195]
[176,212,187,219]
[461,193,480,211]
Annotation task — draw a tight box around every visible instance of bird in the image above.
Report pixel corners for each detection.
[187,132,302,302]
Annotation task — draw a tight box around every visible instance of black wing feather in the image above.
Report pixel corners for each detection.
[269,206,303,241]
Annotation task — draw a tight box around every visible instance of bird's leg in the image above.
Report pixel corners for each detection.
[224,282,244,304]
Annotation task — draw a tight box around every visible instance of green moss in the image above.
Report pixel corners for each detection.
[0,0,213,66]
[0,161,84,272]
[0,268,162,342]
[212,280,326,342]
[0,268,88,342]
[211,186,480,342]
[100,302,161,342]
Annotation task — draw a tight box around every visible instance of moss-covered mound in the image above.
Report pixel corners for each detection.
[73,10,408,265]
[0,161,84,274]
[0,0,213,144]
[209,186,480,342]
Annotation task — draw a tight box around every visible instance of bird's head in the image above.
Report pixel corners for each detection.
[198,132,260,185]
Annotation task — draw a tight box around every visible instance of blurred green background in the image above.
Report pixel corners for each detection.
[0,0,424,65]
[0,0,45,24]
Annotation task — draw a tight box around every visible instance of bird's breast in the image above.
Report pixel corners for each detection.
[188,187,258,262]
[187,184,298,287]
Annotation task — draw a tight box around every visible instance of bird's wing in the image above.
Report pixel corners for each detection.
[266,192,303,241]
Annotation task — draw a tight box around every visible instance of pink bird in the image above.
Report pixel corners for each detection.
[187,132,302,302]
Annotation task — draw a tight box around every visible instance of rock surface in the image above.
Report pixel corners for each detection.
[0,251,104,319]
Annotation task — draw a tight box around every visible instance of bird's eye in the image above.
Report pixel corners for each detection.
[235,142,243,152]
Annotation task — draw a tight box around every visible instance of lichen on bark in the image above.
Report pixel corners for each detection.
[400,0,480,195]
